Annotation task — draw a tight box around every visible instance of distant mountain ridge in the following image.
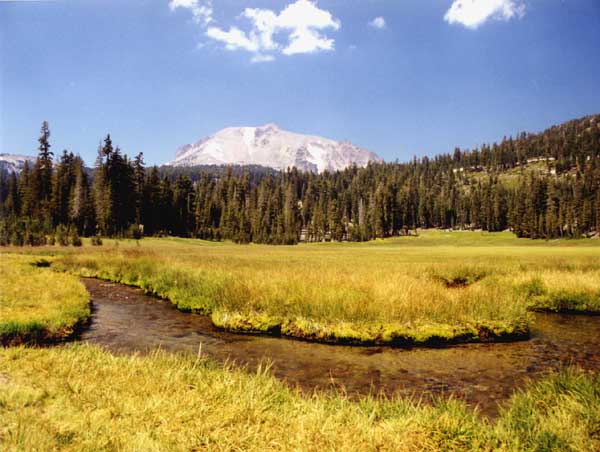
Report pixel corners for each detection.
[167,124,382,173]
[0,154,36,174]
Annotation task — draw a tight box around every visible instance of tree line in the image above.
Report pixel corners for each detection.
[1,115,599,245]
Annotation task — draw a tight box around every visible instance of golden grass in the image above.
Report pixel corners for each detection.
[0,254,90,344]
[3,230,599,345]
[1,232,599,450]
[0,345,598,451]
[511,270,600,313]
[50,248,531,345]
[29,231,593,345]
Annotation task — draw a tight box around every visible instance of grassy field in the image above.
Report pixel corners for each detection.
[1,231,599,450]
[37,230,600,346]
[0,254,90,345]
[0,345,598,451]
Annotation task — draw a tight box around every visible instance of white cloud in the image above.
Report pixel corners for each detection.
[283,28,335,55]
[205,26,259,52]
[251,54,276,63]
[169,0,213,25]
[369,17,386,29]
[444,0,525,29]
[276,0,340,55]
[243,8,279,51]
[277,0,340,31]
[171,0,340,62]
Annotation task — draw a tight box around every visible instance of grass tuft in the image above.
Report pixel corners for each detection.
[428,264,490,288]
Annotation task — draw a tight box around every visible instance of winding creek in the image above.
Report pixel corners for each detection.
[80,278,600,417]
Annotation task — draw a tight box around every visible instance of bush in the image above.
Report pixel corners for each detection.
[91,235,103,246]
[55,225,69,246]
[25,230,47,246]
[521,277,546,297]
[70,231,82,247]
[127,224,143,240]
[0,222,9,246]
[25,230,35,246]
[0,219,53,247]
[10,231,24,246]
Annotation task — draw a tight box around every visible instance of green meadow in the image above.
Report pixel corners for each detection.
[1,231,600,450]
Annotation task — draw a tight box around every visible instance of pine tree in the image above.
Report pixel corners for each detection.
[93,140,110,234]
[37,121,54,207]
[51,150,75,227]
[595,190,600,234]
[19,161,35,218]
[133,153,145,227]
[172,175,194,236]
[545,183,559,238]
[143,167,161,235]
[70,157,94,234]
[3,172,20,217]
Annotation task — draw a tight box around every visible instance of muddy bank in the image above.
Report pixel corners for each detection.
[1,317,91,347]
[210,310,529,347]
[80,278,600,417]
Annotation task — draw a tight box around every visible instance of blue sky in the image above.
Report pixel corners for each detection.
[1,0,599,166]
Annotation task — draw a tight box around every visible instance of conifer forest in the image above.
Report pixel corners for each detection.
[2,115,598,245]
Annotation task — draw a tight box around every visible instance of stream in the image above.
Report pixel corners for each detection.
[80,278,600,417]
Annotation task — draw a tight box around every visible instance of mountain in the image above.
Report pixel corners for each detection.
[166,124,383,173]
[0,154,36,173]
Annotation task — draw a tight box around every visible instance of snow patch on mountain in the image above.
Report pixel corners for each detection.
[167,124,382,172]
[0,154,36,174]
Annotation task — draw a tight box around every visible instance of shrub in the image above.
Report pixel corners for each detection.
[10,231,24,246]
[55,225,69,246]
[127,224,143,240]
[32,258,51,268]
[25,230,47,246]
[91,235,103,246]
[70,231,83,247]
[0,222,9,246]
[521,277,546,297]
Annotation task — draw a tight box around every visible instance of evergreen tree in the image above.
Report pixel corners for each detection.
[37,121,54,207]
[70,157,95,235]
